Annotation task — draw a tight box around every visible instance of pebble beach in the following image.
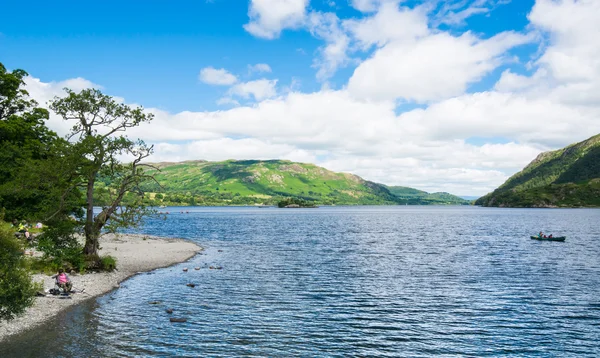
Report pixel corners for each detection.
[0,233,201,342]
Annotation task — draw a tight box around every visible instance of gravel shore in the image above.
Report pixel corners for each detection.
[0,233,201,342]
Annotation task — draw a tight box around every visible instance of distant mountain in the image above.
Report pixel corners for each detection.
[476,134,600,207]
[137,159,398,206]
[98,159,468,206]
[387,186,470,205]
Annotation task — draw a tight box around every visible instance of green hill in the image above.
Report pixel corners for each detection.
[387,186,469,205]
[137,159,398,206]
[96,159,468,206]
[476,134,600,207]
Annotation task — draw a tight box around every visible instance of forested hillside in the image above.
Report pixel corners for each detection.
[476,134,600,207]
[386,186,469,205]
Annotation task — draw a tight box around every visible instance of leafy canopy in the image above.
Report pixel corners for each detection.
[50,88,157,257]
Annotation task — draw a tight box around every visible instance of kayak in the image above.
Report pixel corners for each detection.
[530,236,566,242]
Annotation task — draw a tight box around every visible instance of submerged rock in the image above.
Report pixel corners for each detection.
[149,301,161,305]
[186,283,196,288]
[170,317,187,323]
[166,309,174,314]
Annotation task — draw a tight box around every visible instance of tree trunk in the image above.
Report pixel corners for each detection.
[83,174,98,257]
[83,235,99,256]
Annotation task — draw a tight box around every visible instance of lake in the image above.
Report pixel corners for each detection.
[2,206,600,357]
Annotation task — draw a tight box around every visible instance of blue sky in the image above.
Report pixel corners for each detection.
[2,0,534,112]
[1,0,599,195]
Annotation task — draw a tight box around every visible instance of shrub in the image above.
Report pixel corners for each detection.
[100,255,117,271]
[36,220,86,272]
[0,226,37,320]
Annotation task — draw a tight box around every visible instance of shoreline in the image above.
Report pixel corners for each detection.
[0,233,202,342]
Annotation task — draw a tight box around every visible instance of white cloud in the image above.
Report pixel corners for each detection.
[306,12,351,81]
[248,63,272,73]
[26,70,600,196]
[429,0,512,27]
[348,31,534,102]
[529,0,600,82]
[21,0,600,196]
[343,2,429,49]
[216,97,241,106]
[227,79,278,101]
[244,0,309,39]
[198,67,238,85]
[494,69,548,93]
[23,76,103,136]
[520,0,600,107]
[149,138,317,164]
[350,0,384,13]
[398,91,600,147]
[24,76,101,104]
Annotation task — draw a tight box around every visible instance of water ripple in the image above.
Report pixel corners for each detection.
[2,206,600,357]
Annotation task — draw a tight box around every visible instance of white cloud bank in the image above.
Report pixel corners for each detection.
[22,0,600,196]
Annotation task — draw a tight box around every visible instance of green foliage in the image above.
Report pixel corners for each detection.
[387,186,428,198]
[99,255,117,271]
[0,62,81,222]
[477,133,600,207]
[0,225,37,321]
[49,88,157,257]
[555,145,600,184]
[36,221,86,272]
[277,197,317,208]
[387,186,469,205]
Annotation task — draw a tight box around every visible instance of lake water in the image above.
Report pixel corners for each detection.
[2,206,600,357]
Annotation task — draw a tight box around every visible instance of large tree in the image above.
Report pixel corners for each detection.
[50,88,157,257]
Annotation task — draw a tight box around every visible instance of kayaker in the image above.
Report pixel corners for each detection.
[538,231,543,238]
[549,234,553,238]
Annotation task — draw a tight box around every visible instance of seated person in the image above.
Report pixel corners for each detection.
[538,231,544,238]
[52,269,72,293]
[549,234,553,238]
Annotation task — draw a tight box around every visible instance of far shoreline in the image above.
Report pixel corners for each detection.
[0,233,202,343]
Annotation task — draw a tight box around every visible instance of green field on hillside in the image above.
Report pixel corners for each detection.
[96,160,469,207]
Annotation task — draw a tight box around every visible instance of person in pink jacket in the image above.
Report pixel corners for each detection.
[52,268,72,293]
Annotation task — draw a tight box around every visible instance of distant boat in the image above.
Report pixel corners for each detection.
[530,236,566,242]
[159,205,166,208]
